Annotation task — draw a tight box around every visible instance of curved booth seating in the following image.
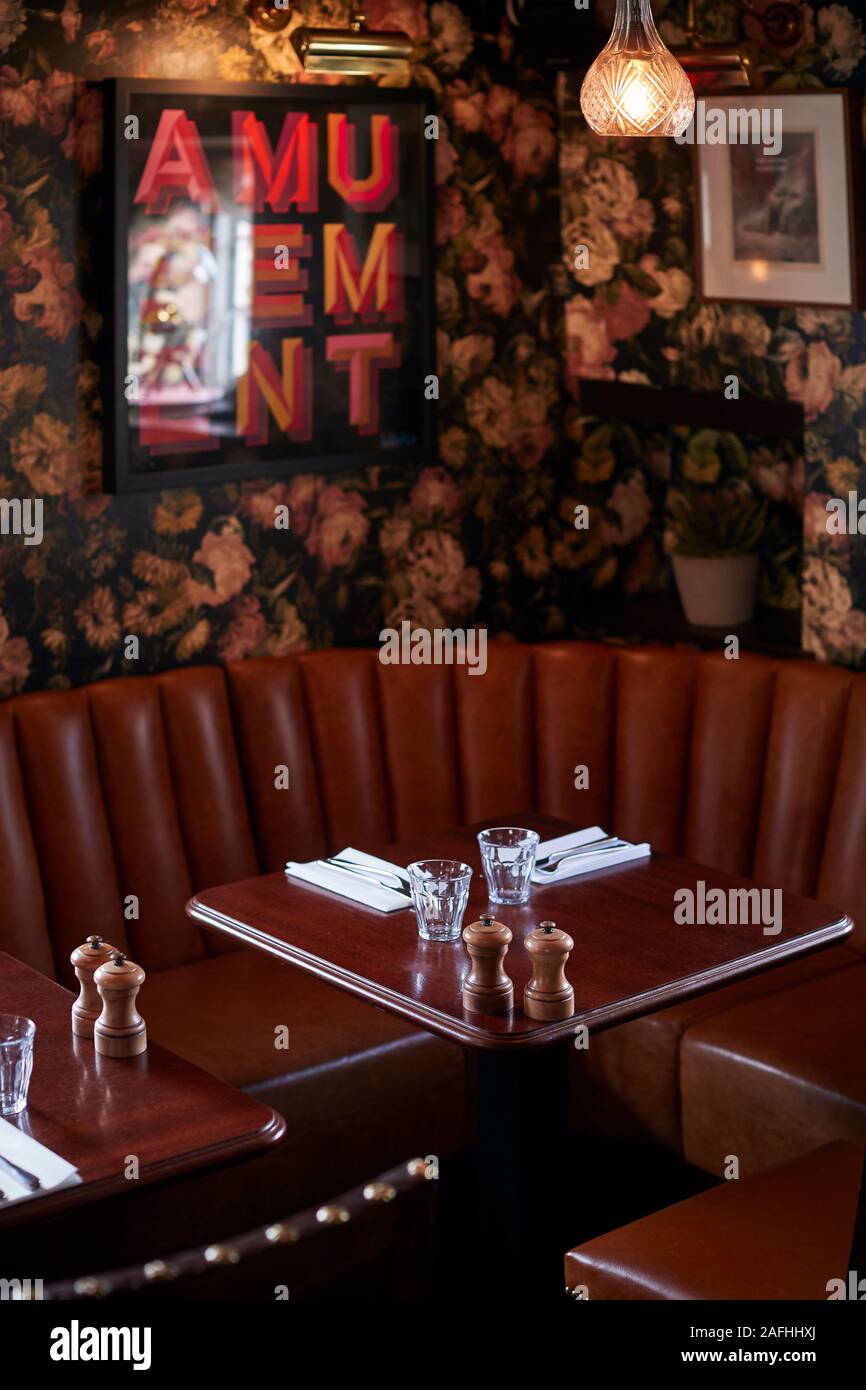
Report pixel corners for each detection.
[0,640,864,1197]
[564,1141,864,1301]
[42,1156,438,1301]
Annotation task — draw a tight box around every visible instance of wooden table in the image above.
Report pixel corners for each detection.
[0,953,284,1246]
[187,814,852,1291]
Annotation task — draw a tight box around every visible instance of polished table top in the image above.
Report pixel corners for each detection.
[187,814,853,1052]
[0,953,285,1230]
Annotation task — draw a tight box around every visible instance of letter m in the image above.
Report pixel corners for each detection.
[324,224,403,324]
[729,887,761,924]
[728,108,760,145]
[233,112,318,214]
[0,1277,41,1300]
[0,498,21,535]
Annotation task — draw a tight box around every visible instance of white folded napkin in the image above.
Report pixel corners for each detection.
[530,825,651,884]
[285,846,411,913]
[0,1116,80,1205]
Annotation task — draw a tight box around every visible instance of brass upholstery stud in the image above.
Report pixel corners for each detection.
[203,1244,240,1265]
[143,1260,175,1282]
[363,1181,397,1203]
[316,1204,350,1225]
[72,1276,105,1298]
[265,1223,299,1244]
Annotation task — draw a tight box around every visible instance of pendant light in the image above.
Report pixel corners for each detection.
[580,0,695,138]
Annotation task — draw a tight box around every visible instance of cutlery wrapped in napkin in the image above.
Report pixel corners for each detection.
[285,847,411,913]
[531,826,650,884]
[0,1117,79,1205]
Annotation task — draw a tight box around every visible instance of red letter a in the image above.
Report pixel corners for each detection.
[134,110,219,215]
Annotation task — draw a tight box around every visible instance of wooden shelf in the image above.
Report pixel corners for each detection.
[573,593,806,661]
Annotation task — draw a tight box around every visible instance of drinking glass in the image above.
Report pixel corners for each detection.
[408,860,473,942]
[478,827,540,905]
[0,1015,36,1117]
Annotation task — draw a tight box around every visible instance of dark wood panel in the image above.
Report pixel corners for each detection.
[579,379,804,439]
[0,954,284,1231]
[578,594,806,660]
[187,814,851,1053]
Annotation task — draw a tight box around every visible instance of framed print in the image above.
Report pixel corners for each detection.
[104,80,436,493]
[693,90,865,309]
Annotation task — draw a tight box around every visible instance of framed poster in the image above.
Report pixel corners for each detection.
[105,79,436,493]
[694,90,865,309]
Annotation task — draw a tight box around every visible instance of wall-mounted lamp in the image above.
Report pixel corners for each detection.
[246,2,411,75]
[671,0,806,89]
[291,8,412,76]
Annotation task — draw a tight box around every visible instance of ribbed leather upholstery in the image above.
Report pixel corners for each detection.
[0,641,863,1181]
[565,1141,864,1300]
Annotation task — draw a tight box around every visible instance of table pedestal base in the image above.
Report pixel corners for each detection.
[475,1041,571,1295]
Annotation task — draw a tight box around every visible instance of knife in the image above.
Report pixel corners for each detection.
[0,1152,42,1191]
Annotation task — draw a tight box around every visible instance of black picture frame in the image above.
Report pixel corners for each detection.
[104,79,436,494]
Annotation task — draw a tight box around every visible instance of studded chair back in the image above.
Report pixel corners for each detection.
[42,1158,438,1301]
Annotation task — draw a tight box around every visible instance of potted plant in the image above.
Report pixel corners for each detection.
[667,486,766,627]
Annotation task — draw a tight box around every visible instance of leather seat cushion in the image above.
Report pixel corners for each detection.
[681,963,866,1175]
[572,947,860,1151]
[145,950,468,1190]
[565,1140,863,1300]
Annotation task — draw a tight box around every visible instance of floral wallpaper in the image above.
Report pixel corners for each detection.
[3,0,865,699]
[0,0,568,696]
[559,0,866,665]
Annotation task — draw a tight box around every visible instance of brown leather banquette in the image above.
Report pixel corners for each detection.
[1,640,864,1190]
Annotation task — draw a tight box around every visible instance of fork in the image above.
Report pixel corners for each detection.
[318,859,412,896]
[535,839,628,874]
[535,836,625,870]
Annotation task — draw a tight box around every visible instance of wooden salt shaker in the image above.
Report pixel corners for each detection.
[70,936,117,1039]
[524,920,574,1021]
[462,913,513,1015]
[94,953,147,1058]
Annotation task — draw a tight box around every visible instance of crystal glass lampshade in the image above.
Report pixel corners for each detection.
[580,0,695,138]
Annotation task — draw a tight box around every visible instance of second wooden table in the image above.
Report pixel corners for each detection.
[187,814,852,1292]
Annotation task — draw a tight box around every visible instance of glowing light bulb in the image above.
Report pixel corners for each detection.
[580,0,695,139]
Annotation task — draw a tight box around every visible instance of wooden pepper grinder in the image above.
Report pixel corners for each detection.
[70,936,117,1039]
[524,920,575,1021]
[94,953,147,1058]
[462,913,513,1015]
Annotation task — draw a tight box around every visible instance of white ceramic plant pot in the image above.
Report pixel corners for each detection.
[671,553,760,627]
